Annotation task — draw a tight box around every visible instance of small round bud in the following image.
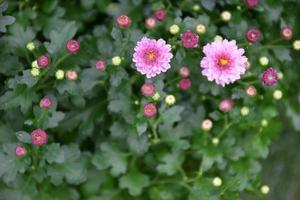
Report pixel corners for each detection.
[154,9,166,21]
[214,35,223,41]
[165,95,176,105]
[181,31,199,48]
[212,137,219,145]
[261,67,279,86]
[245,0,260,9]
[221,11,231,22]
[152,92,160,101]
[240,106,250,116]
[31,129,48,146]
[26,42,35,51]
[66,39,80,54]
[219,98,234,112]
[66,70,78,80]
[55,70,65,80]
[293,40,300,50]
[116,15,132,29]
[278,72,283,80]
[261,119,268,127]
[259,56,269,66]
[261,185,270,194]
[96,60,106,71]
[212,177,222,187]
[202,118,213,131]
[280,27,293,40]
[141,82,155,97]
[237,5,242,10]
[31,68,40,77]
[196,24,206,34]
[246,61,251,70]
[112,56,122,66]
[273,90,283,100]
[15,145,27,157]
[179,78,192,90]
[246,85,257,97]
[40,97,52,109]
[145,17,156,29]
[31,60,39,68]
[169,24,180,35]
[179,66,190,78]
[193,5,200,12]
[37,55,51,68]
[134,100,139,105]
[143,103,157,117]
[246,28,260,43]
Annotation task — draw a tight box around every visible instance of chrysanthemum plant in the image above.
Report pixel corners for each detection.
[0,0,299,199]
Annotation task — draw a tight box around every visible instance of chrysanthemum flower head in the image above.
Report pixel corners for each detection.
[37,55,51,68]
[143,103,157,117]
[66,39,80,54]
[179,78,192,90]
[281,27,293,40]
[145,17,156,29]
[261,67,278,86]
[246,85,257,96]
[116,15,132,29]
[181,31,199,48]
[219,98,234,112]
[40,96,52,109]
[141,82,155,97]
[246,28,260,43]
[245,0,260,8]
[179,66,190,78]
[31,129,48,146]
[133,37,173,78]
[15,145,26,157]
[96,60,106,71]
[200,39,248,87]
[66,70,78,80]
[154,9,166,21]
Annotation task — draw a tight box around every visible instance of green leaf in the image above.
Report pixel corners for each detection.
[200,0,216,11]
[161,106,184,125]
[157,151,184,176]
[44,143,65,164]
[0,1,15,33]
[119,170,150,196]
[16,131,31,144]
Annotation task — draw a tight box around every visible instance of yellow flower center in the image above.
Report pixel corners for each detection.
[219,58,229,66]
[147,51,155,61]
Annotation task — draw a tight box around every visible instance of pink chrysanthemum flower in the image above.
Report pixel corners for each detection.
[219,98,234,112]
[246,28,260,43]
[66,70,78,80]
[143,103,157,117]
[37,55,51,68]
[245,0,260,8]
[261,67,278,86]
[66,39,80,54]
[116,15,132,29]
[179,78,192,90]
[133,37,173,78]
[40,96,52,109]
[145,17,156,29]
[200,39,248,87]
[280,27,293,40]
[246,85,257,96]
[15,145,26,157]
[154,9,166,21]
[96,60,106,71]
[181,31,199,48]
[179,66,190,78]
[31,129,48,146]
[141,82,155,97]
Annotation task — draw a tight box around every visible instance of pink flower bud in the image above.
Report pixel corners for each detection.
[40,97,52,109]
[66,39,80,54]
[179,78,192,90]
[31,129,48,146]
[154,9,166,21]
[179,66,190,78]
[116,15,132,29]
[261,67,279,86]
[145,17,156,29]
[66,70,78,80]
[245,0,260,8]
[96,60,106,71]
[37,55,51,68]
[246,28,260,43]
[15,145,26,157]
[181,31,199,48]
[246,85,257,96]
[219,98,234,112]
[143,103,157,117]
[141,82,155,97]
[280,27,293,40]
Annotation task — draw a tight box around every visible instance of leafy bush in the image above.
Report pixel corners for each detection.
[0,0,300,199]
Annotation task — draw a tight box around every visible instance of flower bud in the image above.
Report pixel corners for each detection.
[40,97,52,109]
[66,39,80,54]
[145,17,156,29]
[212,177,222,187]
[112,56,122,66]
[214,35,223,41]
[26,42,35,51]
[179,78,192,90]
[141,82,155,97]
[15,145,27,157]
[280,27,293,40]
[154,9,166,21]
[179,66,190,78]
[152,92,160,101]
[37,55,51,68]
[32,60,38,68]
[116,15,132,29]
[246,85,257,97]
[219,98,234,112]
[261,185,270,194]
[31,129,48,146]
[169,24,180,35]
[96,60,106,71]
[31,68,40,77]
[165,95,176,105]
[273,90,282,100]
[196,24,206,34]
[181,31,199,48]
[66,70,78,80]
[246,28,260,43]
[221,11,231,22]
[259,56,269,66]
[56,70,65,80]
[261,119,268,127]
[202,119,213,131]
[240,106,250,116]
[212,137,219,145]
[293,40,300,50]
[245,0,260,8]
[193,5,201,12]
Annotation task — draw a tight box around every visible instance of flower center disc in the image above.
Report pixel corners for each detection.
[219,57,229,67]
[147,51,155,61]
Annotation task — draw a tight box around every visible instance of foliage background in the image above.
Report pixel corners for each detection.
[0,0,300,199]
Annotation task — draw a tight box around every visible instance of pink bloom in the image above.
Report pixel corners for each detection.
[66,39,80,54]
[141,82,155,97]
[31,129,48,146]
[219,98,234,112]
[40,97,52,109]
[154,9,166,21]
[179,66,190,78]
[15,145,26,157]
[133,37,173,78]
[200,39,248,87]
[179,78,192,90]
[116,15,132,29]
[145,17,156,29]
[245,0,260,8]
[96,60,106,71]
[37,55,51,68]
[143,103,157,117]
[281,27,293,40]
[246,28,260,43]
[261,67,278,86]
[66,70,78,80]
[246,85,257,96]
[181,31,199,48]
